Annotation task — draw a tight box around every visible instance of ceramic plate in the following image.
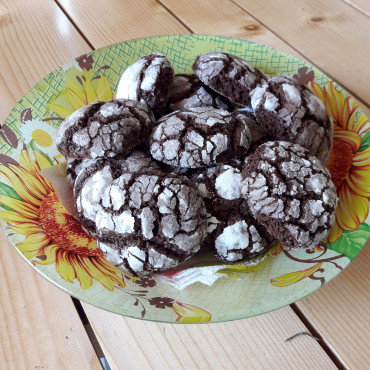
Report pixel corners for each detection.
[1,35,369,323]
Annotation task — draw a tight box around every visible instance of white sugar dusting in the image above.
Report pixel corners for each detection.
[215,167,242,200]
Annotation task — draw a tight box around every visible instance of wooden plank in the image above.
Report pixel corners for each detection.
[55,0,188,48]
[0,232,101,369]
[82,302,337,369]
[341,0,370,17]
[296,242,370,369]
[0,1,101,368]
[233,0,370,107]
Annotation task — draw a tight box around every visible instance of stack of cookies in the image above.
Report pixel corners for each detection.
[57,52,337,276]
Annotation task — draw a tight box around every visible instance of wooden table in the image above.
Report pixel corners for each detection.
[0,0,369,368]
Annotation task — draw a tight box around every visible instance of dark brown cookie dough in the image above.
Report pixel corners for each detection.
[56,99,155,159]
[250,76,333,158]
[232,108,268,146]
[168,73,234,113]
[116,54,174,118]
[193,52,267,106]
[77,171,207,275]
[150,107,251,168]
[241,141,337,249]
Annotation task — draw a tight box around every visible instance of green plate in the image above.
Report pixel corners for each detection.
[1,35,369,323]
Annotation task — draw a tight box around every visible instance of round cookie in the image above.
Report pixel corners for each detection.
[213,212,272,262]
[190,164,245,219]
[116,54,174,118]
[56,99,155,159]
[77,171,207,275]
[168,73,234,112]
[250,76,333,158]
[241,141,337,249]
[193,52,267,106]
[150,107,252,168]
[72,151,159,236]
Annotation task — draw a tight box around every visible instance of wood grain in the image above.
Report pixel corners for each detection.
[0,1,101,368]
[56,0,189,49]
[0,232,101,369]
[82,302,337,370]
[233,0,370,107]
[296,242,370,369]
[341,0,370,17]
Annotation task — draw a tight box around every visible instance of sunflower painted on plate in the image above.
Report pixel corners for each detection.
[0,149,127,290]
[47,67,113,119]
[309,81,370,242]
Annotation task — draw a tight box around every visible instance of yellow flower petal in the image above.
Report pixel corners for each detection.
[308,81,325,105]
[17,232,51,251]
[55,249,76,283]
[81,257,115,291]
[172,302,211,323]
[0,195,38,218]
[0,210,37,224]
[34,244,59,265]
[66,81,87,110]
[336,183,369,230]
[270,262,323,287]
[96,75,114,101]
[47,103,74,119]
[352,146,370,166]
[34,150,53,171]
[70,255,93,290]
[353,113,370,135]
[324,219,343,243]
[10,222,44,236]
[83,69,99,103]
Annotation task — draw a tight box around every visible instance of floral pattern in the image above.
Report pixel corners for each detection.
[0,35,368,322]
[308,81,370,243]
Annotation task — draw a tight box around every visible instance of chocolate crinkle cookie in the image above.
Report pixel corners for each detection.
[77,171,207,275]
[116,54,174,118]
[150,107,252,168]
[241,141,337,249]
[72,151,159,237]
[212,212,273,262]
[193,52,267,106]
[56,99,155,159]
[168,73,234,113]
[250,76,333,159]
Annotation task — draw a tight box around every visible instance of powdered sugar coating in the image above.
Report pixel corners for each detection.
[116,54,174,118]
[193,52,267,106]
[241,141,337,249]
[72,151,159,198]
[56,99,155,159]
[150,107,251,168]
[168,73,234,112]
[250,76,333,158]
[78,171,207,275]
